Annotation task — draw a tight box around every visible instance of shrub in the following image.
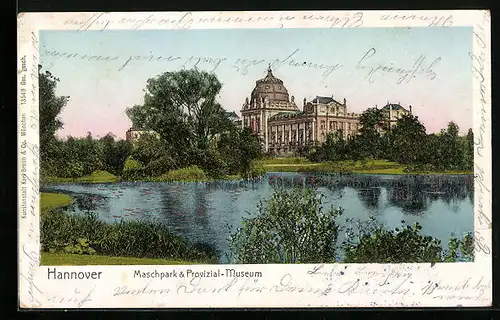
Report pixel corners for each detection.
[228,187,343,264]
[342,219,474,263]
[143,155,177,177]
[123,156,143,171]
[160,165,207,182]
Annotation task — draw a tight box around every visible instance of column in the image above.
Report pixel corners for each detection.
[264,112,268,152]
[260,110,264,133]
[312,119,316,143]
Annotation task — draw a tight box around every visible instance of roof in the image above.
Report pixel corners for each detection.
[255,64,284,85]
[311,96,342,105]
[268,111,303,121]
[381,104,407,111]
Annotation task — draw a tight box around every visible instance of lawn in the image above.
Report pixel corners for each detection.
[41,252,205,266]
[42,170,119,184]
[40,192,73,215]
[259,158,472,175]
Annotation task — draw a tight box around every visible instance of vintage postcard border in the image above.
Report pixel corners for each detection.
[18,10,492,308]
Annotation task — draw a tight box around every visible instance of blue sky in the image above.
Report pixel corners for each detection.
[40,27,472,139]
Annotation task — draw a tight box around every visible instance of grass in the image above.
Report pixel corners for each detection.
[40,192,73,215]
[258,157,312,165]
[145,165,209,182]
[259,158,473,175]
[42,170,119,184]
[40,252,204,265]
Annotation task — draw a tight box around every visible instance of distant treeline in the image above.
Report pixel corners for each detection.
[40,66,263,180]
[305,108,474,172]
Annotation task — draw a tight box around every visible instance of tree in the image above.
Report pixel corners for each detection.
[357,108,386,159]
[465,128,474,170]
[99,133,133,175]
[390,114,427,164]
[126,69,232,162]
[217,127,263,177]
[39,65,69,173]
[444,122,464,169]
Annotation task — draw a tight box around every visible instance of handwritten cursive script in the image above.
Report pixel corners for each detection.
[20,245,42,307]
[62,12,365,31]
[357,48,441,85]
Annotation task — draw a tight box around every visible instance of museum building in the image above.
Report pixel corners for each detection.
[240,65,362,154]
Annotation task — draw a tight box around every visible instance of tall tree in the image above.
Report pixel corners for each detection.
[126,69,232,161]
[465,128,474,169]
[390,114,427,164]
[357,108,386,159]
[39,65,69,170]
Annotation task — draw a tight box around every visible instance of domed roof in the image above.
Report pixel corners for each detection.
[250,65,290,104]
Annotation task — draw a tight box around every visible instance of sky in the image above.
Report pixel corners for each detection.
[40,27,473,139]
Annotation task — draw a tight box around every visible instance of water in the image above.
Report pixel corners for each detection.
[42,172,474,261]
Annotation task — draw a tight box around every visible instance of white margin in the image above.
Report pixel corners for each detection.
[17,10,492,309]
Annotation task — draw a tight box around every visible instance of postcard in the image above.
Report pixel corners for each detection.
[18,10,491,309]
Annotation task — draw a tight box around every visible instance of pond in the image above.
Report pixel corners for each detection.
[42,172,474,262]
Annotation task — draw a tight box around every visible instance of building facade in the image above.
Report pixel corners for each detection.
[380,103,412,130]
[241,65,361,154]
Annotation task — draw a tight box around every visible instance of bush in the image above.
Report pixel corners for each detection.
[160,165,207,182]
[342,219,474,263]
[228,187,343,264]
[123,156,142,171]
[143,155,177,177]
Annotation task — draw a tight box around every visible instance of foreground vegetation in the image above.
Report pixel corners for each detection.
[40,192,218,265]
[227,187,474,264]
[41,252,201,265]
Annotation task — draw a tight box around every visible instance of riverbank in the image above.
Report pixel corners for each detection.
[40,191,218,265]
[42,170,120,184]
[41,159,472,186]
[257,158,473,175]
[42,167,246,184]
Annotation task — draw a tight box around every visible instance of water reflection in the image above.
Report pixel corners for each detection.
[42,172,474,260]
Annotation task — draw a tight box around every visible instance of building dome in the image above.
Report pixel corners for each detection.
[250,65,290,105]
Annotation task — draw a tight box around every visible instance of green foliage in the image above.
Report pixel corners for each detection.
[126,69,232,159]
[343,221,443,263]
[228,187,343,264]
[342,218,474,263]
[63,238,96,255]
[308,107,473,172]
[42,133,132,179]
[39,65,69,171]
[443,233,475,262]
[123,156,143,171]
[217,127,264,178]
[41,209,218,263]
[159,165,207,182]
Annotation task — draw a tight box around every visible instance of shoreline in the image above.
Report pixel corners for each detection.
[42,159,473,185]
[42,169,473,185]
